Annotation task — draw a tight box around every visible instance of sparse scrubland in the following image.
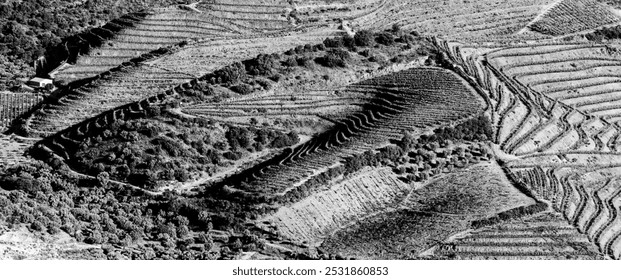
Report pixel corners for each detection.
[2,0,621,260]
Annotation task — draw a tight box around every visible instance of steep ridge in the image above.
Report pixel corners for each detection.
[210,67,485,198]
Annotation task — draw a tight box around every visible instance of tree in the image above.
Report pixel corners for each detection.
[214,62,246,84]
[245,54,278,76]
[96,171,110,187]
[354,30,375,46]
[226,126,252,150]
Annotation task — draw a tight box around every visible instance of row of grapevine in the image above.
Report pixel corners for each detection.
[52,3,302,83]
[0,92,44,132]
[513,166,621,259]
[486,43,601,60]
[23,44,194,138]
[0,134,38,169]
[261,168,409,243]
[528,0,620,36]
[208,67,483,198]
[433,212,604,259]
[352,0,549,41]
[486,43,621,123]
[34,12,152,78]
[558,172,621,259]
[435,40,621,259]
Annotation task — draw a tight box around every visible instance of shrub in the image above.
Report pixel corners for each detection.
[323,36,344,48]
[214,62,246,84]
[245,54,278,76]
[354,29,375,46]
[343,35,355,49]
[127,171,157,188]
[152,137,184,157]
[313,43,326,51]
[317,49,351,68]
[376,31,395,45]
[391,23,401,33]
[282,57,298,67]
[229,83,253,95]
[294,45,304,54]
[369,53,388,65]
[174,169,190,182]
[270,131,299,148]
[303,44,313,52]
[296,56,315,67]
[0,176,41,193]
[226,126,252,150]
[269,74,283,82]
[255,78,271,90]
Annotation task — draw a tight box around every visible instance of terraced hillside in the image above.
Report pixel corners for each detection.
[0,135,37,169]
[27,65,194,137]
[511,168,621,259]
[264,167,410,244]
[349,0,556,41]
[22,2,357,139]
[147,30,339,76]
[50,6,284,83]
[5,0,621,261]
[527,0,621,36]
[488,44,621,123]
[214,67,485,197]
[319,162,537,259]
[428,36,621,260]
[432,212,605,259]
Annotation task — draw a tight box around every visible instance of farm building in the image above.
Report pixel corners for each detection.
[26,77,54,89]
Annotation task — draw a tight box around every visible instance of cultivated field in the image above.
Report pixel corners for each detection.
[4,0,621,261]
[262,167,409,244]
[527,0,621,36]
[26,65,194,137]
[52,5,287,82]
[488,44,621,124]
[511,167,621,259]
[432,212,604,259]
[0,135,37,169]
[215,67,485,197]
[0,92,44,133]
[349,0,556,41]
[320,161,538,259]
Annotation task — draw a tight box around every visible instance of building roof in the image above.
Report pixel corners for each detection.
[29,77,53,83]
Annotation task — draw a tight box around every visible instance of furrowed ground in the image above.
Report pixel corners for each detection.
[3,0,621,260]
[319,162,536,259]
[431,212,604,260]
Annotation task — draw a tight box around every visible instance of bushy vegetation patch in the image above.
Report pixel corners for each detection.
[0,163,266,260]
[71,111,299,189]
[354,30,375,47]
[316,49,351,67]
[276,115,494,204]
